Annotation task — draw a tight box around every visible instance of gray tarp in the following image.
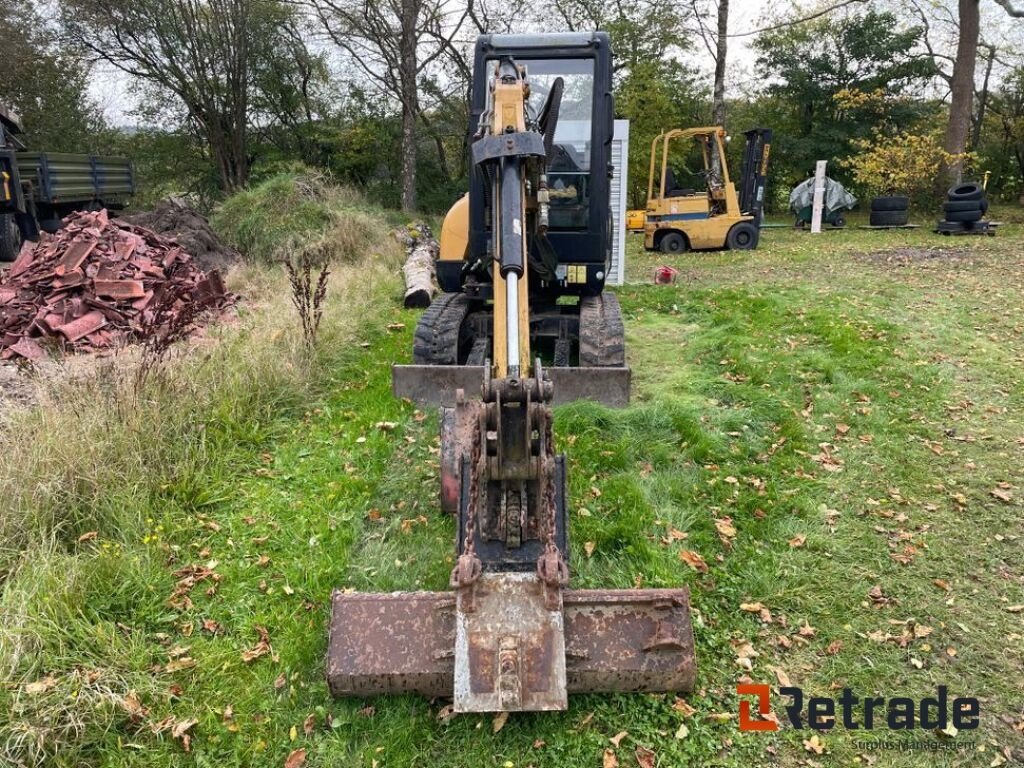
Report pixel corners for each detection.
[789,176,857,213]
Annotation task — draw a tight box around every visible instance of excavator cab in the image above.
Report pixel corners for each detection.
[328,33,696,713]
[394,33,629,408]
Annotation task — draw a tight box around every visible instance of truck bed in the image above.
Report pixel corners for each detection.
[15,152,134,208]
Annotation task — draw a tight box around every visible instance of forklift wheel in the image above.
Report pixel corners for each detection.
[659,232,686,254]
[726,222,758,250]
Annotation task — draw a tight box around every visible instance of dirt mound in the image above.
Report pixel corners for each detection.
[0,209,234,360]
[121,200,240,271]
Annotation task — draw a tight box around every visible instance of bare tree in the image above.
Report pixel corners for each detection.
[691,0,729,125]
[62,0,255,191]
[306,0,470,212]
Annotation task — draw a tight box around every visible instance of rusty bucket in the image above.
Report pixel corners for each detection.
[327,580,695,710]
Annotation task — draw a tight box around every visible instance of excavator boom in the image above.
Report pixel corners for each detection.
[327,33,696,713]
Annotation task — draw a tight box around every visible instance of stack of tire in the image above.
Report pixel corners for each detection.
[940,182,988,229]
[869,196,910,227]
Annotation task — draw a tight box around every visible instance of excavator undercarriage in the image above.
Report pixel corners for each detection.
[327,32,696,713]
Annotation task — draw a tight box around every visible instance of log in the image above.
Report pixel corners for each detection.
[401,223,439,309]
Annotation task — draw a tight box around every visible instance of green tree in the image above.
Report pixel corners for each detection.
[754,9,938,192]
[615,59,707,208]
[0,0,103,151]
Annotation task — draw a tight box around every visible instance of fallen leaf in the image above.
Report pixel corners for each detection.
[201,618,221,634]
[78,531,98,543]
[1005,605,1024,613]
[493,711,509,733]
[825,640,842,656]
[242,626,272,663]
[163,657,198,674]
[222,705,234,723]
[673,697,696,717]
[284,748,307,768]
[303,713,316,735]
[663,527,688,544]
[990,488,1013,503]
[289,724,297,741]
[603,748,619,768]
[679,550,708,573]
[788,534,807,548]
[609,730,628,747]
[803,734,825,754]
[797,621,817,638]
[913,623,933,639]
[122,690,145,720]
[172,718,197,748]
[773,666,792,688]
[635,745,656,768]
[274,673,286,690]
[436,704,455,722]
[911,657,924,669]
[24,677,58,695]
[675,721,689,739]
[584,541,595,558]
[714,517,737,541]
[933,579,951,592]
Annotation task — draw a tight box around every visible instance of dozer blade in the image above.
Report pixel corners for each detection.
[392,364,631,408]
[327,586,695,701]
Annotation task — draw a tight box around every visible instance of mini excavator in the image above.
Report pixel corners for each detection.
[327,32,696,713]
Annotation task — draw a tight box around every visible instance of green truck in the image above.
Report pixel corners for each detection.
[1,103,135,261]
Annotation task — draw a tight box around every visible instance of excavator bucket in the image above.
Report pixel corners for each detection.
[327,585,696,705]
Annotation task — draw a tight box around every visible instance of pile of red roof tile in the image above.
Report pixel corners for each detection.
[0,209,233,360]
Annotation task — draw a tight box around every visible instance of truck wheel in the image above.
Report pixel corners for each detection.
[726,222,759,250]
[659,232,686,254]
[0,214,21,262]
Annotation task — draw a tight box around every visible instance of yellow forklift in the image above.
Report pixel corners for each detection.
[643,126,771,254]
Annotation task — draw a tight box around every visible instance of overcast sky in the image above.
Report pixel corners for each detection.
[86,0,1023,126]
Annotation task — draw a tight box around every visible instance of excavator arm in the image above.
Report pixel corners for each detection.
[327,46,696,714]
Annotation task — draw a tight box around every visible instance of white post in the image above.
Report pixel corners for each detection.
[810,160,827,234]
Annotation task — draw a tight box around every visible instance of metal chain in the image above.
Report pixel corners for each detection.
[462,410,483,558]
[542,409,558,553]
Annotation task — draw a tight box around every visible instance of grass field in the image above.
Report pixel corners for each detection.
[1,201,1022,768]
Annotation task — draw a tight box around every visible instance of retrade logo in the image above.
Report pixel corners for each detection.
[737,684,980,732]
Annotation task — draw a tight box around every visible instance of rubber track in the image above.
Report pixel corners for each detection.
[413,292,470,365]
[579,293,626,367]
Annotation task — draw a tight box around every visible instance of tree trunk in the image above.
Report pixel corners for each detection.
[712,0,729,127]
[399,0,419,212]
[971,45,995,151]
[942,0,980,186]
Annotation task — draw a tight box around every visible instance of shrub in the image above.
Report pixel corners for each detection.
[211,171,389,265]
[842,130,965,207]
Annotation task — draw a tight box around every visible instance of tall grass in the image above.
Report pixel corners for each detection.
[0,181,402,766]
[211,171,391,266]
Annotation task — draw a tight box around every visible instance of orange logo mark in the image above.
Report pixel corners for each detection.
[738,683,778,731]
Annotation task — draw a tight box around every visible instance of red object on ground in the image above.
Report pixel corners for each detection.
[0,209,234,359]
[654,265,679,285]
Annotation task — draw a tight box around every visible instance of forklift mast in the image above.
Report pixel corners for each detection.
[738,128,772,225]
